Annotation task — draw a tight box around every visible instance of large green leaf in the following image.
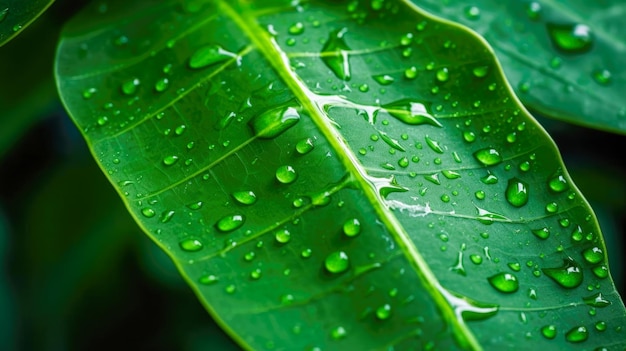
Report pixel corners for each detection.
[0,0,55,46]
[414,0,626,135]
[55,0,626,350]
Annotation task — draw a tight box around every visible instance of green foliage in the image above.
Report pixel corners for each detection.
[53,0,626,350]
[0,0,55,46]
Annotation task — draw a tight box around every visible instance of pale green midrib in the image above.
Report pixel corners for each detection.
[219,1,481,350]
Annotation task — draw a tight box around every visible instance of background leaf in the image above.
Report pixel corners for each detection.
[0,0,55,46]
[414,0,626,135]
[55,0,626,350]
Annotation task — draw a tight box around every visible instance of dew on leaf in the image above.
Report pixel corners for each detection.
[472,66,489,78]
[381,99,441,127]
[296,137,315,154]
[372,74,394,85]
[532,227,550,240]
[425,136,444,153]
[250,104,300,139]
[582,247,604,264]
[542,257,583,288]
[187,201,203,210]
[275,229,291,244]
[436,68,449,82]
[545,202,559,213]
[488,272,519,293]
[547,23,593,54]
[288,22,305,35]
[592,265,608,279]
[375,304,392,320]
[527,2,542,20]
[301,248,312,258]
[592,69,612,86]
[232,191,257,205]
[163,155,179,166]
[470,254,483,265]
[188,44,236,69]
[216,214,245,232]
[541,325,557,339]
[179,238,203,252]
[473,148,502,166]
[250,268,262,280]
[82,87,97,99]
[505,177,529,207]
[198,274,218,285]
[160,210,175,223]
[325,251,350,274]
[583,292,611,307]
[330,326,347,340]
[121,78,140,95]
[595,321,607,331]
[275,165,297,184]
[343,218,361,237]
[464,5,480,20]
[404,66,417,79]
[0,8,8,23]
[565,326,588,343]
[141,208,156,218]
[548,170,569,193]
[321,28,351,80]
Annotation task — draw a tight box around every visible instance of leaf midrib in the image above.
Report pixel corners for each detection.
[218,0,482,350]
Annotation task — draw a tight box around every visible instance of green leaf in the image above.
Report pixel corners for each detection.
[413,0,626,135]
[55,0,626,350]
[0,0,55,47]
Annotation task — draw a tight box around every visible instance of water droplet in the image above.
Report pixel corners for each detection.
[160,210,175,223]
[330,326,347,340]
[595,321,607,331]
[199,274,218,285]
[548,170,569,193]
[154,78,169,92]
[565,326,588,343]
[547,23,593,54]
[325,251,349,274]
[0,8,8,23]
[249,104,300,138]
[216,214,245,232]
[275,229,291,244]
[163,155,179,166]
[436,68,449,82]
[301,248,312,258]
[532,227,550,240]
[583,292,611,307]
[375,304,392,320]
[381,99,441,127]
[188,44,237,69]
[82,87,97,99]
[343,218,361,237]
[180,238,203,252]
[582,247,604,264]
[232,191,257,205]
[542,257,583,289]
[592,69,612,86]
[464,5,480,20]
[527,2,542,20]
[472,66,489,78]
[470,254,483,265]
[141,208,156,218]
[372,74,394,85]
[473,148,502,166]
[545,202,559,213]
[592,265,608,279]
[288,22,304,35]
[488,272,519,293]
[505,177,529,207]
[296,137,315,154]
[275,165,297,184]
[321,28,351,80]
[425,135,444,153]
[404,66,417,79]
[121,78,140,95]
[541,325,557,339]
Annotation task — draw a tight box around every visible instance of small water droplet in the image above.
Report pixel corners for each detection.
[141,208,156,218]
[473,148,502,166]
[488,272,519,293]
[527,2,542,20]
[381,99,441,127]
[464,5,480,20]
[325,251,349,274]
[188,44,237,69]
[288,22,305,35]
[232,191,257,205]
[296,137,315,154]
[547,23,593,54]
[180,238,203,252]
[249,104,300,138]
[275,229,291,244]
[505,177,529,207]
[121,78,140,95]
[163,155,179,166]
[583,292,611,307]
[154,78,169,92]
[541,325,557,339]
[82,87,97,99]
[301,248,312,258]
[330,326,347,340]
[542,257,583,289]
[436,68,449,82]
[532,227,550,240]
[276,165,297,184]
[472,66,489,78]
[198,274,218,285]
[565,326,588,343]
[343,218,361,237]
[372,74,394,85]
[375,304,392,320]
[592,69,612,86]
[160,210,175,223]
[321,28,351,80]
[216,214,245,232]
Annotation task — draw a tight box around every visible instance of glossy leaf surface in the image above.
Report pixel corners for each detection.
[415,0,626,135]
[55,0,626,350]
[0,0,54,46]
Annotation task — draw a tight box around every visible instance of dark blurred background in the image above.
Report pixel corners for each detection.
[0,1,624,351]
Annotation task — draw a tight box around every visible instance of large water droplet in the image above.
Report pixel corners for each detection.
[548,169,569,193]
[380,99,442,127]
[188,44,237,69]
[547,23,593,54]
[325,251,349,274]
[295,137,315,154]
[541,325,557,339]
[216,214,245,232]
[180,238,203,252]
[275,229,291,244]
[582,246,604,264]
[542,257,583,289]
[473,148,502,166]
[488,272,519,293]
[232,191,257,205]
[163,155,179,166]
[565,326,588,343]
[583,292,611,308]
[505,177,529,207]
[275,165,297,184]
[249,104,301,138]
[321,28,351,80]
